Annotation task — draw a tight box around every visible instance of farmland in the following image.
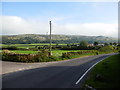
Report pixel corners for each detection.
[10,50,95,56]
[1,43,97,56]
[1,41,119,63]
[1,43,67,49]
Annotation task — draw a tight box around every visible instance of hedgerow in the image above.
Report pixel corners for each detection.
[2,50,58,63]
[62,50,96,58]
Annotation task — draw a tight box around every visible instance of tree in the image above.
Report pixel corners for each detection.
[79,41,88,49]
[35,46,37,48]
[109,43,113,45]
[38,46,41,51]
[104,43,108,46]
[56,43,59,47]
[94,42,98,46]
[113,42,117,46]
[67,44,71,48]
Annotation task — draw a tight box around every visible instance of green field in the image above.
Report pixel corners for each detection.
[52,50,92,56]
[10,50,93,56]
[83,54,120,88]
[10,50,38,54]
[1,43,67,49]
[1,43,118,63]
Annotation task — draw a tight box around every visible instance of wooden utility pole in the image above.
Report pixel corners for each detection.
[49,21,52,56]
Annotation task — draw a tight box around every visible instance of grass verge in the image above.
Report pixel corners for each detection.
[83,54,120,88]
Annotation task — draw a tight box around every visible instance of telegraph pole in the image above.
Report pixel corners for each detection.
[49,21,52,56]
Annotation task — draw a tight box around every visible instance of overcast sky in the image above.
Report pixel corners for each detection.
[1,2,118,38]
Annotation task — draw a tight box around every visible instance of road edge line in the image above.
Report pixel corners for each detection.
[75,55,110,85]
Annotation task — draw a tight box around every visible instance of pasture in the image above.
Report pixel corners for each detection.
[1,43,117,63]
[10,50,93,56]
[2,43,89,56]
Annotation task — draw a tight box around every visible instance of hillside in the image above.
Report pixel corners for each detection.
[1,34,118,44]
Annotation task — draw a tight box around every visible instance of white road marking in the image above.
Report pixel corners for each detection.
[75,56,109,85]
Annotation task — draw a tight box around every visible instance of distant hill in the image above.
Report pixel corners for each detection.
[0,34,118,44]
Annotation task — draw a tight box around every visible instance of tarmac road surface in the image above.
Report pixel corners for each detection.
[2,53,115,88]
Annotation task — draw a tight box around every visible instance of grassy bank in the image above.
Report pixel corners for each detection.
[83,54,120,88]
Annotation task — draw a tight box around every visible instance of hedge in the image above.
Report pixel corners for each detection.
[2,50,58,63]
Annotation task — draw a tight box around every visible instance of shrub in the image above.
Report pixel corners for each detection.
[119,51,120,54]
[49,56,59,61]
[62,53,71,58]
[5,46,18,50]
[2,50,18,61]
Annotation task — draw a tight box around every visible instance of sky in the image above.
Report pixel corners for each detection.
[1,2,118,38]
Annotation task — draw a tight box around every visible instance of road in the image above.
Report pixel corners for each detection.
[2,60,57,75]
[2,53,115,88]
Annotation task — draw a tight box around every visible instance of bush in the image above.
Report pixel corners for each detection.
[49,56,59,61]
[2,50,19,62]
[118,51,120,54]
[62,53,71,58]
[96,52,99,55]
[4,46,18,50]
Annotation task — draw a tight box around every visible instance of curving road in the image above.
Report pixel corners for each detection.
[2,53,115,88]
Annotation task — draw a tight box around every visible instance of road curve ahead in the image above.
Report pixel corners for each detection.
[2,53,115,88]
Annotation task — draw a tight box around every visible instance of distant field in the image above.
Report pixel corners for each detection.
[10,50,38,54]
[2,43,67,46]
[52,50,82,56]
[9,50,95,56]
[1,43,67,49]
[10,50,81,56]
[1,43,96,56]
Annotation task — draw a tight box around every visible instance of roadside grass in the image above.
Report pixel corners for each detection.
[83,54,120,88]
